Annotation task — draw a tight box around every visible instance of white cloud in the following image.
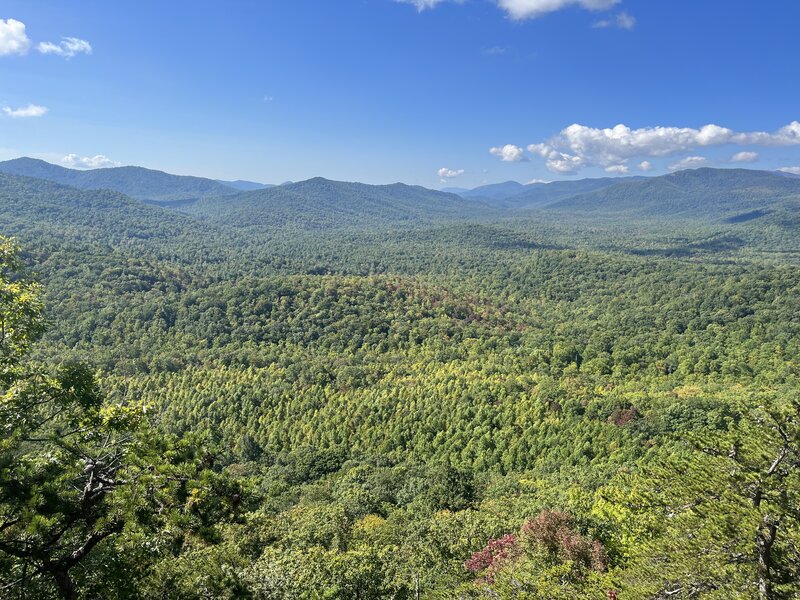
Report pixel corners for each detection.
[605,164,629,174]
[0,22,91,59]
[526,178,552,184]
[37,37,92,58]
[497,0,620,20]
[525,146,584,172]
[778,167,800,175]
[438,167,465,179]
[2,104,48,118]
[489,144,528,162]
[398,0,620,19]
[522,121,800,173]
[669,156,707,171]
[395,0,459,11]
[0,18,30,56]
[593,11,635,29]
[638,160,652,172]
[62,154,120,169]
[730,151,758,163]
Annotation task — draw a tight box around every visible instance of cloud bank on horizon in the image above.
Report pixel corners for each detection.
[493,121,800,174]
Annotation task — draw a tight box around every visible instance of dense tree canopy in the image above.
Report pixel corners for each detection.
[1,164,799,597]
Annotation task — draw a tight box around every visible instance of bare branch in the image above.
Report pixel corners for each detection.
[64,520,124,568]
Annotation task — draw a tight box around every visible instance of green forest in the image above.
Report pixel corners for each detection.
[1,163,800,598]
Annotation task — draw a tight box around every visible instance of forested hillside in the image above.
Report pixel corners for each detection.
[461,177,643,208]
[542,168,800,220]
[2,167,800,598]
[0,157,239,203]
[183,177,493,230]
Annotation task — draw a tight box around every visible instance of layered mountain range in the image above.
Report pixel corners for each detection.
[2,157,799,234]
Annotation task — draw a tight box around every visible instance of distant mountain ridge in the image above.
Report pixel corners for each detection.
[3,156,799,233]
[184,177,493,229]
[446,176,647,208]
[216,179,274,191]
[0,170,220,247]
[0,157,239,203]
[502,177,647,209]
[460,181,527,201]
[540,168,800,222]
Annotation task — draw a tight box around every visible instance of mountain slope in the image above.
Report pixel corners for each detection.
[542,168,800,221]
[0,171,226,252]
[445,177,645,208]
[500,176,645,209]
[0,157,238,203]
[183,177,493,229]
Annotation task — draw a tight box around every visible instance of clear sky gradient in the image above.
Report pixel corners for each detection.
[2,1,799,187]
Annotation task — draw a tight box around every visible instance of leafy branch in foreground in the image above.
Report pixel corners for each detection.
[604,391,800,600]
[0,238,248,599]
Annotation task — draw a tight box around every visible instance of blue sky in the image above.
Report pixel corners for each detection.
[1,1,799,188]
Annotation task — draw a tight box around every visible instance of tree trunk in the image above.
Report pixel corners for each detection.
[756,516,778,600]
[51,568,78,600]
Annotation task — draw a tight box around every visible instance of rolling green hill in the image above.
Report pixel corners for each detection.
[0,172,207,243]
[0,171,250,277]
